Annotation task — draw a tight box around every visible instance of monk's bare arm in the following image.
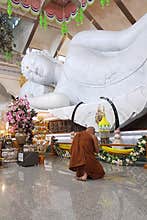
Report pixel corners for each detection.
[92,135,99,153]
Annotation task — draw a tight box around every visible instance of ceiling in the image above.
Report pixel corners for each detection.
[0,0,147,58]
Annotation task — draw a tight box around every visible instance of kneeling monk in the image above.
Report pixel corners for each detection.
[69,127,105,181]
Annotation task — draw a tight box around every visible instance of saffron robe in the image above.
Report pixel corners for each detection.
[69,131,105,179]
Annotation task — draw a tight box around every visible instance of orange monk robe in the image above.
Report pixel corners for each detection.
[69,131,105,179]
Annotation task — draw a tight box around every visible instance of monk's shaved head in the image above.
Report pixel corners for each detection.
[86,127,95,134]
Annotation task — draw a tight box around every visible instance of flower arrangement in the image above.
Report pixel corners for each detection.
[53,143,70,158]
[6,96,37,136]
[97,136,147,166]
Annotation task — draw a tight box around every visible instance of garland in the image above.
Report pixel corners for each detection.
[54,144,70,158]
[97,136,147,166]
[54,136,147,166]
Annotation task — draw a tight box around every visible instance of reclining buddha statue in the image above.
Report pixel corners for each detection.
[20,14,147,128]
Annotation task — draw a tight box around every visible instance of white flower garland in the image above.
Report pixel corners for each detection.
[97,136,147,166]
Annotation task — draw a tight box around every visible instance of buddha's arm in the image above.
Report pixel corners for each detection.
[28,93,70,110]
[70,31,121,52]
[70,14,147,52]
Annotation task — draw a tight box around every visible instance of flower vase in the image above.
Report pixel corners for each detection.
[15,131,27,151]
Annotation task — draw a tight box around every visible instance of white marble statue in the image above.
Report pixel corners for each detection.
[20,14,147,128]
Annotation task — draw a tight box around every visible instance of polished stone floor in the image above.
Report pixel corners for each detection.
[0,157,147,220]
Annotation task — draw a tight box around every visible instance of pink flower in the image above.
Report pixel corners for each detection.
[6,96,36,133]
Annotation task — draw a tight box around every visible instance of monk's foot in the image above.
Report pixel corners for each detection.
[77,177,86,181]
[77,172,87,181]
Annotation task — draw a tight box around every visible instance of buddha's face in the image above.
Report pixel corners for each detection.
[21,53,55,85]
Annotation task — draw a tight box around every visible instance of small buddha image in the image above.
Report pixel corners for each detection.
[95,105,105,124]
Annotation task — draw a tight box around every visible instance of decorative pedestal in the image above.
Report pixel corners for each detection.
[99,130,110,144]
[98,114,111,145]
[17,152,39,167]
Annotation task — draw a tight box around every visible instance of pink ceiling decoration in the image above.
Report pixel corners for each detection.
[44,1,77,22]
[11,0,42,13]
[10,0,95,22]
[7,0,110,35]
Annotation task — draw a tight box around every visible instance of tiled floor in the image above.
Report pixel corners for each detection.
[0,157,147,220]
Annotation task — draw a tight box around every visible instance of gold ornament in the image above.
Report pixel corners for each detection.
[95,105,105,124]
[19,74,27,87]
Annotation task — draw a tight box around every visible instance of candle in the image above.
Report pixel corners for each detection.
[6,122,9,131]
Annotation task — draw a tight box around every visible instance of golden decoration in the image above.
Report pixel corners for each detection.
[95,105,105,124]
[19,74,27,87]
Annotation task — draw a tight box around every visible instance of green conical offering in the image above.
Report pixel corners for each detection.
[100,0,106,8]
[43,15,47,30]
[75,7,84,26]
[39,13,43,27]
[7,0,12,18]
[61,22,68,35]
